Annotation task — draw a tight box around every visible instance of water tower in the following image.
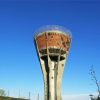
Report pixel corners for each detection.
[34,25,72,100]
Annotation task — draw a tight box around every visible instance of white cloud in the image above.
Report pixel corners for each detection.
[62,93,90,100]
[31,93,90,100]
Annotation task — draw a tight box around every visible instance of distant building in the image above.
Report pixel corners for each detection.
[0,96,29,100]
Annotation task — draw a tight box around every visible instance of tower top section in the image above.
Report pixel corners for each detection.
[34,25,72,60]
[34,25,72,38]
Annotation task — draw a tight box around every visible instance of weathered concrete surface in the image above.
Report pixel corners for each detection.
[34,30,71,100]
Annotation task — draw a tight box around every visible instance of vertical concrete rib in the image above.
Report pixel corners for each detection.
[35,37,47,100]
[56,34,62,100]
[46,32,55,100]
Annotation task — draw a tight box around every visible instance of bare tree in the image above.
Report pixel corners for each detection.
[90,66,100,97]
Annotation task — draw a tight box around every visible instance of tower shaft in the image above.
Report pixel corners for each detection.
[35,36,67,100]
[38,52,67,100]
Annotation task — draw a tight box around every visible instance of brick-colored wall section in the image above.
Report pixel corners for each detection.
[48,33,61,47]
[0,96,29,100]
[36,33,46,50]
[36,32,71,51]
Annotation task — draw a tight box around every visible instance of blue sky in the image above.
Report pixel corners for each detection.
[0,1,100,100]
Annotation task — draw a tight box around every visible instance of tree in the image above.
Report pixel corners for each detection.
[90,66,100,100]
[96,96,100,100]
[0,89,6,96]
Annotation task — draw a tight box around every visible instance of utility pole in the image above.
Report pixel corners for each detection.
[8,90,9,96]
[29,91,30,100]
[37,93,39,100]
[18,89,20,98]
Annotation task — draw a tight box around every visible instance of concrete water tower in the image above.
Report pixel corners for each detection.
[34,25,72,100]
